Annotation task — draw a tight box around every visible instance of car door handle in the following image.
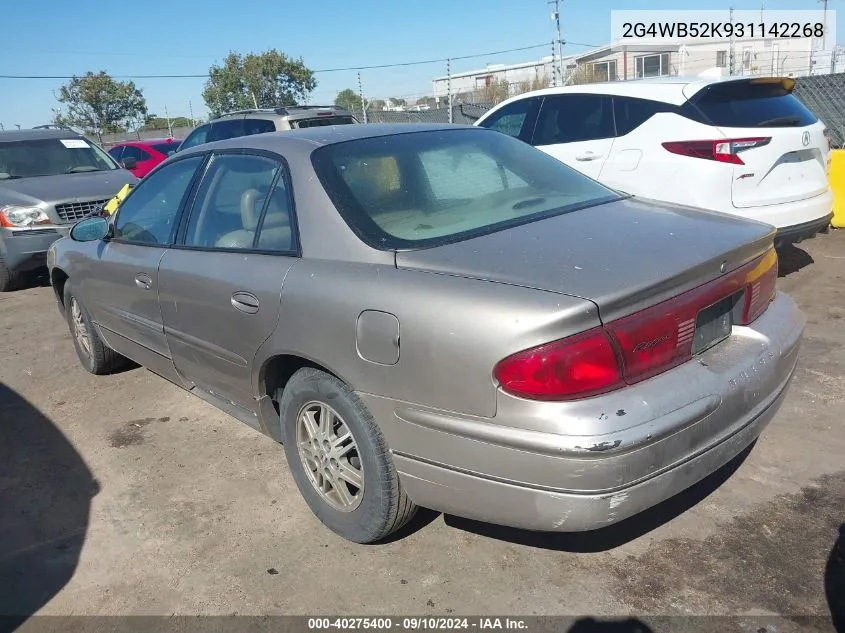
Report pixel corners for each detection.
[134,273,153,290]
[575,152,603,161]
[231,292,260,314]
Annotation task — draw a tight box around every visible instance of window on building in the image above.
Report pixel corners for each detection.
[716,50,727,68]
[589,60,617,82]
[635,53,671,78]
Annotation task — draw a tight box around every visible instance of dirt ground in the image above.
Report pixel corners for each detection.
[0,232,843,631]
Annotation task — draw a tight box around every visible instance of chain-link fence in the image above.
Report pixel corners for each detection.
[792,73,845,148]
[365,103,493,125]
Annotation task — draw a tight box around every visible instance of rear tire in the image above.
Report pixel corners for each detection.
[63,281,127,375]
[0,256,21,292]
[279,368,418,543]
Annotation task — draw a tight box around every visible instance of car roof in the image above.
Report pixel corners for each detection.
[184,122,476,154]
[0,128,86,142]
[212,106,353,122]
[487,75,785,108]
[115,138,182,147]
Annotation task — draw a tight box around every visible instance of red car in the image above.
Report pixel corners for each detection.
[107,138,182,178]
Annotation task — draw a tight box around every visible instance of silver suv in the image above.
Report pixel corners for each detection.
[177,106,359,152]
[0,128,137,291]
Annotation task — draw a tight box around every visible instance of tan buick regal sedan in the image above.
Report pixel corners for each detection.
[47,123,804,543]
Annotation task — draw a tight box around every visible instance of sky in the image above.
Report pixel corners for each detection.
[1,0,841,129]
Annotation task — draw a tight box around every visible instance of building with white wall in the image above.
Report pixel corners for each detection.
[573,37,820,82]
[431,36,831,101]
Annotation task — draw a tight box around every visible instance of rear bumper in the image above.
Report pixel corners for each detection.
[774,212,833,248]
[728,189,833,232]
[0,227,67,272]
[360,291,805,532]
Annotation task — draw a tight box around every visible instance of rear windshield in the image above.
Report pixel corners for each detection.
[292,115,357,129]
[685,80,817,128]
[151,142,179,156]
[0,137,116,179]
[311,128,619,250]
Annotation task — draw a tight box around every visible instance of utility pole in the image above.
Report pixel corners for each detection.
[189,100,195,127]
[357,73,368,124]
[728,7,736,75]
[549,0,564,85]
[447,58,453,124]
[819,0,829,50]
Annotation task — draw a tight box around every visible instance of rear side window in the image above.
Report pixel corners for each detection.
[613,97,678,136]
[244,118,276,136]
[533,94,614,145]
[121,145,152,161]
[151,142,179,156]
[478,97,541,141]
[183,154,282,250]
[683,80,817,128]
[291,116,356,129]
[207,119,245,142]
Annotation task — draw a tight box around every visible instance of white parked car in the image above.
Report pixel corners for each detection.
[475,76,834,246]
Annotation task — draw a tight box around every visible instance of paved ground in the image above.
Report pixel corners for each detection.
[0,233,843,630]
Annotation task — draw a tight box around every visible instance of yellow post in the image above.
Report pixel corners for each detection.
[831,149,845,228]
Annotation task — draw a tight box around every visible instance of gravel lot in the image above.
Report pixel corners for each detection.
[1,232,843,631]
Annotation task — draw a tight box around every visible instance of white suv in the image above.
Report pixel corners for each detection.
[475,76,833,246]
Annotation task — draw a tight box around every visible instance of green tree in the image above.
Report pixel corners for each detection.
[415,96,438,108]
[388,97,407,106]
[202,50,316,117]
[53,71,147,142]
[335,88,365,113]
[369,99,387,111]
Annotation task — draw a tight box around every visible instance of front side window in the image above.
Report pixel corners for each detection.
[0,137,117,179]
[113,156,204,245]
[108,146,124,161]
[179,125,210,151]
[183,154,282,250]
[312,128,619,249]
[121,145,152,161]
[478,97,539,140]
[533,94,615,145]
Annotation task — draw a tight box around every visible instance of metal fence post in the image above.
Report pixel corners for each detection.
[447,58,453,125]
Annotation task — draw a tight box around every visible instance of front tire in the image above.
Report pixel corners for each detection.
[63,281,126,375]
[279,368,417,543]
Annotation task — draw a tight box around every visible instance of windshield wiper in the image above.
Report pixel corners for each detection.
[756,116,802,127]
[65,166,104,174]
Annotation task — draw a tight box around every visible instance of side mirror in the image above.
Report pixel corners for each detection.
[122,157,138,170]
[70,216,110,242]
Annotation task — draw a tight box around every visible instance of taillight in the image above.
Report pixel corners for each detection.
[740,248,778,325]
[495,249,779,400]
[662,137,771,165]
[494,327,623,401]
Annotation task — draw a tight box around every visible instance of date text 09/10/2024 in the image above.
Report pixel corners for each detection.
[621,21,825,39]
[307,618,528,630]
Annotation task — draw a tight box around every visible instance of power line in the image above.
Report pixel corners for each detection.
[0,43,555,80]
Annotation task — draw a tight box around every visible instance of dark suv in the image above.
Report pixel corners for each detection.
[177,106,359,152]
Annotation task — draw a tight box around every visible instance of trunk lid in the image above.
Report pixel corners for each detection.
[395,196,775,323]
[682,77,832,209]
